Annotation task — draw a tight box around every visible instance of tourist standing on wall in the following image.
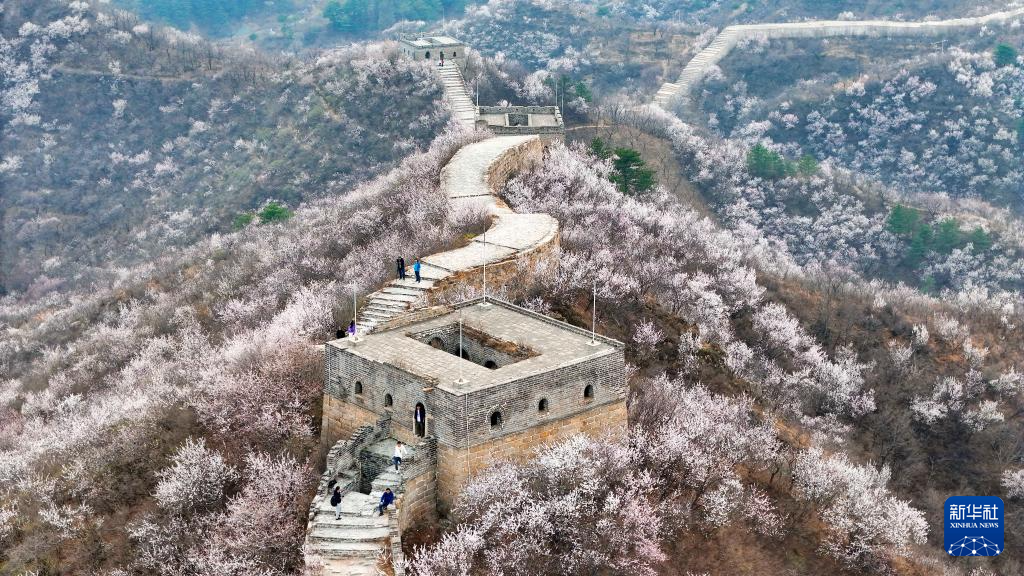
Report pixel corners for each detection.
[397,257,406,280]
[413,258,422,283]
[330,486,343,520]
[393,441,405,472]
[347,320,356,336]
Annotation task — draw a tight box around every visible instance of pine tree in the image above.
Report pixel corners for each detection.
[611,147,656,196]
[746,144,788,180]
[933,218,962,254]
[995,43,1019,67]
[589,138,613,160]
[886,204,920,236]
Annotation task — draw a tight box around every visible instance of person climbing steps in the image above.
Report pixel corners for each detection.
[377,488,395,516]
[393,441,405,472]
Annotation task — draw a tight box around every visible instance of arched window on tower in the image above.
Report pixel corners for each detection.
[538,398,549,413]
[583,384,594,400]
[384,393,393,407]
[490,411,503,428]
[355,381,363,395]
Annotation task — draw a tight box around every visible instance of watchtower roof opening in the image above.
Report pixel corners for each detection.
[327,297,622,394]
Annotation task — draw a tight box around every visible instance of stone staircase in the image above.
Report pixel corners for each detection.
[437,61,476,128]
[356,274,441,335]
[306,438,416,575]
[308,492,390,575]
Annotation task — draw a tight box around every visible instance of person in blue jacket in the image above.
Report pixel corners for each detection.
[413,258,422,283]
[377,488,395,516]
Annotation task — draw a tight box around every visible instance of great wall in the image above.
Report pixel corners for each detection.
[654,6,1024,108]
[304,42,571,575]
[307,8,1024,573]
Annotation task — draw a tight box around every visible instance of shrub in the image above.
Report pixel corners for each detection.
[995,43,1018,67]
[257,201,293,224]
[232,212,255,229]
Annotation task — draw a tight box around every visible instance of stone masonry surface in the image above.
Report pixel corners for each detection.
[438,60,476,127]
[654,7,1024,108]
[434,399,627,513]
[325,297,627,462]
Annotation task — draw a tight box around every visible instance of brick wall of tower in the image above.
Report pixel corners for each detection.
[460,349,626,446]
[324,339,625,454]
[397,437,439,533]
[321,395,379,450]
[434,399,627,514]
[323,344,436,449]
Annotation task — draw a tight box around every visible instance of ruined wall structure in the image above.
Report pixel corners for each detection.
[654,7,1024,108]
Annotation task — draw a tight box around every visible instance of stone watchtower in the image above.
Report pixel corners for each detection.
[321,297,627,514]
[399,36,467,70]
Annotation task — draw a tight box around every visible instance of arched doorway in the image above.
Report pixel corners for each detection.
[414,402,426,437]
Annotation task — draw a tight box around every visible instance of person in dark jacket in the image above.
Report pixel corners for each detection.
[413,258,422,283]
[377,488,395,516]
[397,257,406,280]
[330,486,343,520]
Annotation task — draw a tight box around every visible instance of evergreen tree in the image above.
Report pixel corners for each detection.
[611,147,656,196]
[258,202,293,224]
[907,225,933,267]
[797,154,819,177]
[933,218,962,254]
[746,144,788,180]
[589,137,613,160]
[886,204,920,236]
[995,43,1019,67]
[967,227,993,252]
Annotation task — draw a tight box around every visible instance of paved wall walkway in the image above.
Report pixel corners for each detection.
[356,135,558,334]
[654,7,1024,108]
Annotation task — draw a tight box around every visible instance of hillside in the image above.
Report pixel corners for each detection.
[3,1,1024,575]
[0,1,449,297]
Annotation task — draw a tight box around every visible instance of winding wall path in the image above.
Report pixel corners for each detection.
[654,7,1024,108]
[306,60,559,574]
[356,135,558,334]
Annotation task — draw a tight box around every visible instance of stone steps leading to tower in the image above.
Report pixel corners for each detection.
[436,61,476,127]
[306,469,401,571]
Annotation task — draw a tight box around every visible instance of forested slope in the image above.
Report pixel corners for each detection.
[1,1,449,297]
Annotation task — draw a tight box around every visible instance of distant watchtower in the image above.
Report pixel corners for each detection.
[321,297,627,513]
[399,36,467,71]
